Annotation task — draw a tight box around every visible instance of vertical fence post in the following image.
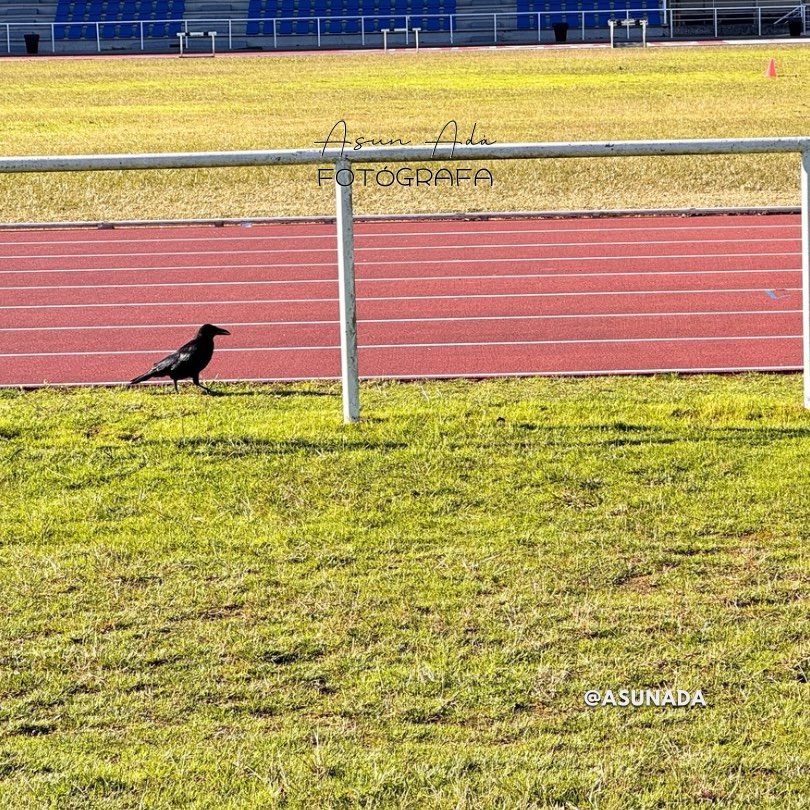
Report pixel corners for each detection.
[334,157,360,423]
[802,149,810,408]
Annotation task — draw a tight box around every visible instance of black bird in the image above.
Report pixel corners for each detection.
[129,323,231,393]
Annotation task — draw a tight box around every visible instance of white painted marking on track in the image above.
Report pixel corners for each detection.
[0,222,799,249]
[0,288,801,310]
[0,267,800,292]
[0,238,800,262]
[0,310,799,332]
[1,333,800,360]
[2,365,802,388]
[0,252,801,277]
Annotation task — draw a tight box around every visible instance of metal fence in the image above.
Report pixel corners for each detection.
[1,137,810,420]
[3,4,807,54]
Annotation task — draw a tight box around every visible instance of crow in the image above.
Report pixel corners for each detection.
[129,323,231,393]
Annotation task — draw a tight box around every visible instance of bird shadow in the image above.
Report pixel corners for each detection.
[129,385,336,399]
[204,388,337,399]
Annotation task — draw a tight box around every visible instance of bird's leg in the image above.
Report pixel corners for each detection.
[193,376,221,396]
[174,379,180,393]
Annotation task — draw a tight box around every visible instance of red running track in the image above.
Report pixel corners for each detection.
[0,213,801,387]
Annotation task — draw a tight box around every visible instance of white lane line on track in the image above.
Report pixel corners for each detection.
[3,365,801,388]
[0,267,801,292]
[0,288,802,310]
[0,253,801,276]
[0,221,799,249]
[1,334,800,359]
[0,310,799,332]
[0,237,800,261]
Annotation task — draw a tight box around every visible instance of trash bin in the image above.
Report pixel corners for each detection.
[24,33,39,54]
[553,22,569,43]
[788,18,802,37]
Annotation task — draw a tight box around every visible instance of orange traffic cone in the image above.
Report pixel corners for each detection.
[765,58,777,77]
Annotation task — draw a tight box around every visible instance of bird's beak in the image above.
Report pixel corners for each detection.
[215,327,231,336]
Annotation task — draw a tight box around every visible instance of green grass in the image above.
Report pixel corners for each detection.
[2,45,810,221]
[2,375,810,807]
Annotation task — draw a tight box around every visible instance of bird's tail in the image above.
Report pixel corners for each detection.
[129,370,156,386]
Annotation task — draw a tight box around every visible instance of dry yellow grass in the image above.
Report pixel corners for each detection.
[0,44,808,221]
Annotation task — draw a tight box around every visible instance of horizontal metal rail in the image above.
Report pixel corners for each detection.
[2,137,810,416]
[2,137,810,173]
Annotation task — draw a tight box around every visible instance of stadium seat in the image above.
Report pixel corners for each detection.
[246,0,261,34]
[54,0,69,39]
[101,0,119,38]
[69,0,88,39]
[117,0,135,37]
[297,0,313,34]
[328,0,343,34]
[408,0,424,29]
[426,0,440,31]
[152,0,168,35]
[393,0,406,28]
[168,1,183,35]
[344,1,360,33]
[262,1,279,36]
[279,0,293,34]
[517,0,533,30]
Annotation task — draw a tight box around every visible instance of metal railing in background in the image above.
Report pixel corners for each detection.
[3,6,807,54]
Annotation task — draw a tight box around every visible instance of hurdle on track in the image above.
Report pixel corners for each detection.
[1,136,810,421]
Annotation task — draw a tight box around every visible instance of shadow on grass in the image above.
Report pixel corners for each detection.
[172,436,408,455]
[202,387,337,398]
[499,421,810,448]
[132,384,337,398]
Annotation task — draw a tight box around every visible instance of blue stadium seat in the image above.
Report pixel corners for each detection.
[517,0,533,29]
[86,0,103,38]
[246,0,261,34]
[328,0,343,34]
[136,0,149,26]
[425,0,440,31]
[101,0,119,37]
[314,0,327,28]
[409,0,424,28]
[118,0,135,36]
[262,1,279,35]
[54,0,69,38]
[344,0,360,33]
[168,0,183,36]
[69,0,87,39]
[279,0,293,34]
[152,0,168,34]
[641,0,662,25]
[297,0,313,34]
[592,0,611,28]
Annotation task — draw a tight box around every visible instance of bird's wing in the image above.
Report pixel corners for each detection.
[149,343,196,376]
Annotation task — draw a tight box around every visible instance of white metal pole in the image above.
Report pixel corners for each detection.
[801,149,810,407]
[334,157,360,423]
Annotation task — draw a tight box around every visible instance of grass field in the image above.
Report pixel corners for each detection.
[3,44,810,806]
[1,375,810,807]
[1,44,810,221]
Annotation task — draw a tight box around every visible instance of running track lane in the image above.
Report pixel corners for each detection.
[0,213,801,387]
